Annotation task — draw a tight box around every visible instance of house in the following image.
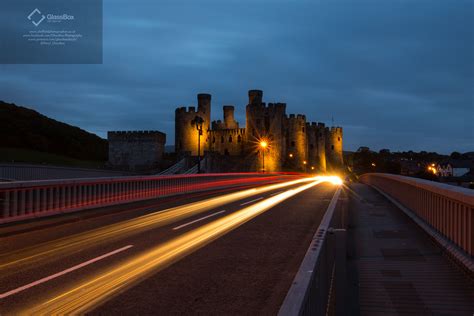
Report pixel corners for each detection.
[437,159,474,177]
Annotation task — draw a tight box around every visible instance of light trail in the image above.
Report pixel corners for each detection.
[0,177,314,271]
[22,179,325,314]
[172,210,226,230]
[0,245,133,299]
[240,197,264,206]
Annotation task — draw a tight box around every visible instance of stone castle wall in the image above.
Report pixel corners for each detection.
[108,131,166,170]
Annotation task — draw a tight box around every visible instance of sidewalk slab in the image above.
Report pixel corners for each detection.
[349,183,473,315]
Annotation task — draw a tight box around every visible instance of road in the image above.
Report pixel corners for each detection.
[0,177,337,315]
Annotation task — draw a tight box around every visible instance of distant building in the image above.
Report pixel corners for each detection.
[108,131,166,170]
[437,160,474,177]
[400,159,422,176]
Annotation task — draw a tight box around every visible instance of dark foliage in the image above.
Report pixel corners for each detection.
[0,101,107,161]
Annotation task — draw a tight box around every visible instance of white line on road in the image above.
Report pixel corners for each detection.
[172,210,226,230]
[270,191,284,196]
[0,245,133,299]
[240,197,264,206]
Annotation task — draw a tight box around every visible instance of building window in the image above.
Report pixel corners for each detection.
[221,136,224,143]
[338,137,341,141]
[212,137,216,143]
[302,127,305,133]
[331,145,334,150]
[229,136,233,143]
[237,135,242,143]
[310,144,314,150]
[291,141,295,148]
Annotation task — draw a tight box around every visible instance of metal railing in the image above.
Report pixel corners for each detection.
[360,173,474,257]
[0,163,132,181]
[0,173,297,224]
[279,187,346,316]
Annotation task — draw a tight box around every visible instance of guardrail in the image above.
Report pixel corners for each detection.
[279,187,346,316]
[0,173,298,224]
[360,173,474,257]
[0,163,133,181]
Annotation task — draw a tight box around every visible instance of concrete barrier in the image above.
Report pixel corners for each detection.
[0,173,299,224]
[360,173,474,258]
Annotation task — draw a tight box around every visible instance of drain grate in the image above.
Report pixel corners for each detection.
[380,269,402,277]
[374,230,408,239]
[381,248,425,261]
[383,281,430,314]
[369,212,386,217]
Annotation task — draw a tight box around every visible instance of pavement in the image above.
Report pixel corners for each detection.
[347,183,474,316]
[0,178,337,315]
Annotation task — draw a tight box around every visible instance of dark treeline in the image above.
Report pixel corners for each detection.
[0,101,107,161]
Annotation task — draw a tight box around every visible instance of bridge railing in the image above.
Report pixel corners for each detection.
[0,173,298,224]
[279,187,347,316]
[0,163,134,181]
[360,173,474,257]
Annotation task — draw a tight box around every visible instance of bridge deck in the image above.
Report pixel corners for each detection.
[348,183,473,315]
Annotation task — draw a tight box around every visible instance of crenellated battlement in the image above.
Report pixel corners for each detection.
[108,130,166,139]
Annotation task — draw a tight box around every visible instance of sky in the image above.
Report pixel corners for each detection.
[0,0,473,154]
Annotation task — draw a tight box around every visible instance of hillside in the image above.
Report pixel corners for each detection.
[0,101,107,162]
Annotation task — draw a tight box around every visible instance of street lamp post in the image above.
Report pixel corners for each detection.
[192,116,204,174]
[259,140,268,173]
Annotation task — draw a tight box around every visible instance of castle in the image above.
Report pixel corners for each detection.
[175,89,343,172]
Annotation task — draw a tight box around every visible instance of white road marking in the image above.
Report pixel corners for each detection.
[240,197,264,206]
[0,245,133,299]
[270,191,284,196]
[172,210,226,230]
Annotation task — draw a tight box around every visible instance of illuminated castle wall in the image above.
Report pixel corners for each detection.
[175,89,343,172]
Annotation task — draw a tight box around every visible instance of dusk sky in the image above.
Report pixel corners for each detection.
[0,0,472,154]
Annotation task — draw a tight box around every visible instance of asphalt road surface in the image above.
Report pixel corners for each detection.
[0,177,337,315]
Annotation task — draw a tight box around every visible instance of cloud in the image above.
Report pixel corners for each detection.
[0,0,472,154]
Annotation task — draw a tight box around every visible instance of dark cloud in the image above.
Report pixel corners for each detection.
[0,0,472,153]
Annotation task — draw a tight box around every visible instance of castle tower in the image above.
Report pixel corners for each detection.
[325,126,343,170]
[287,114,307,171]
[306,122,318,171]
[197,93,211,129]
[245,89,265,143]
[223,105,239,129]
[317,122,327,172]
[266,102,287,171]
[244,90,286,172]
[175,93,212,156]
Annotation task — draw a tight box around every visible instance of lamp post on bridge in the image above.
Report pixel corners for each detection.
[259,140,268,173]
[192,116,204,174]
